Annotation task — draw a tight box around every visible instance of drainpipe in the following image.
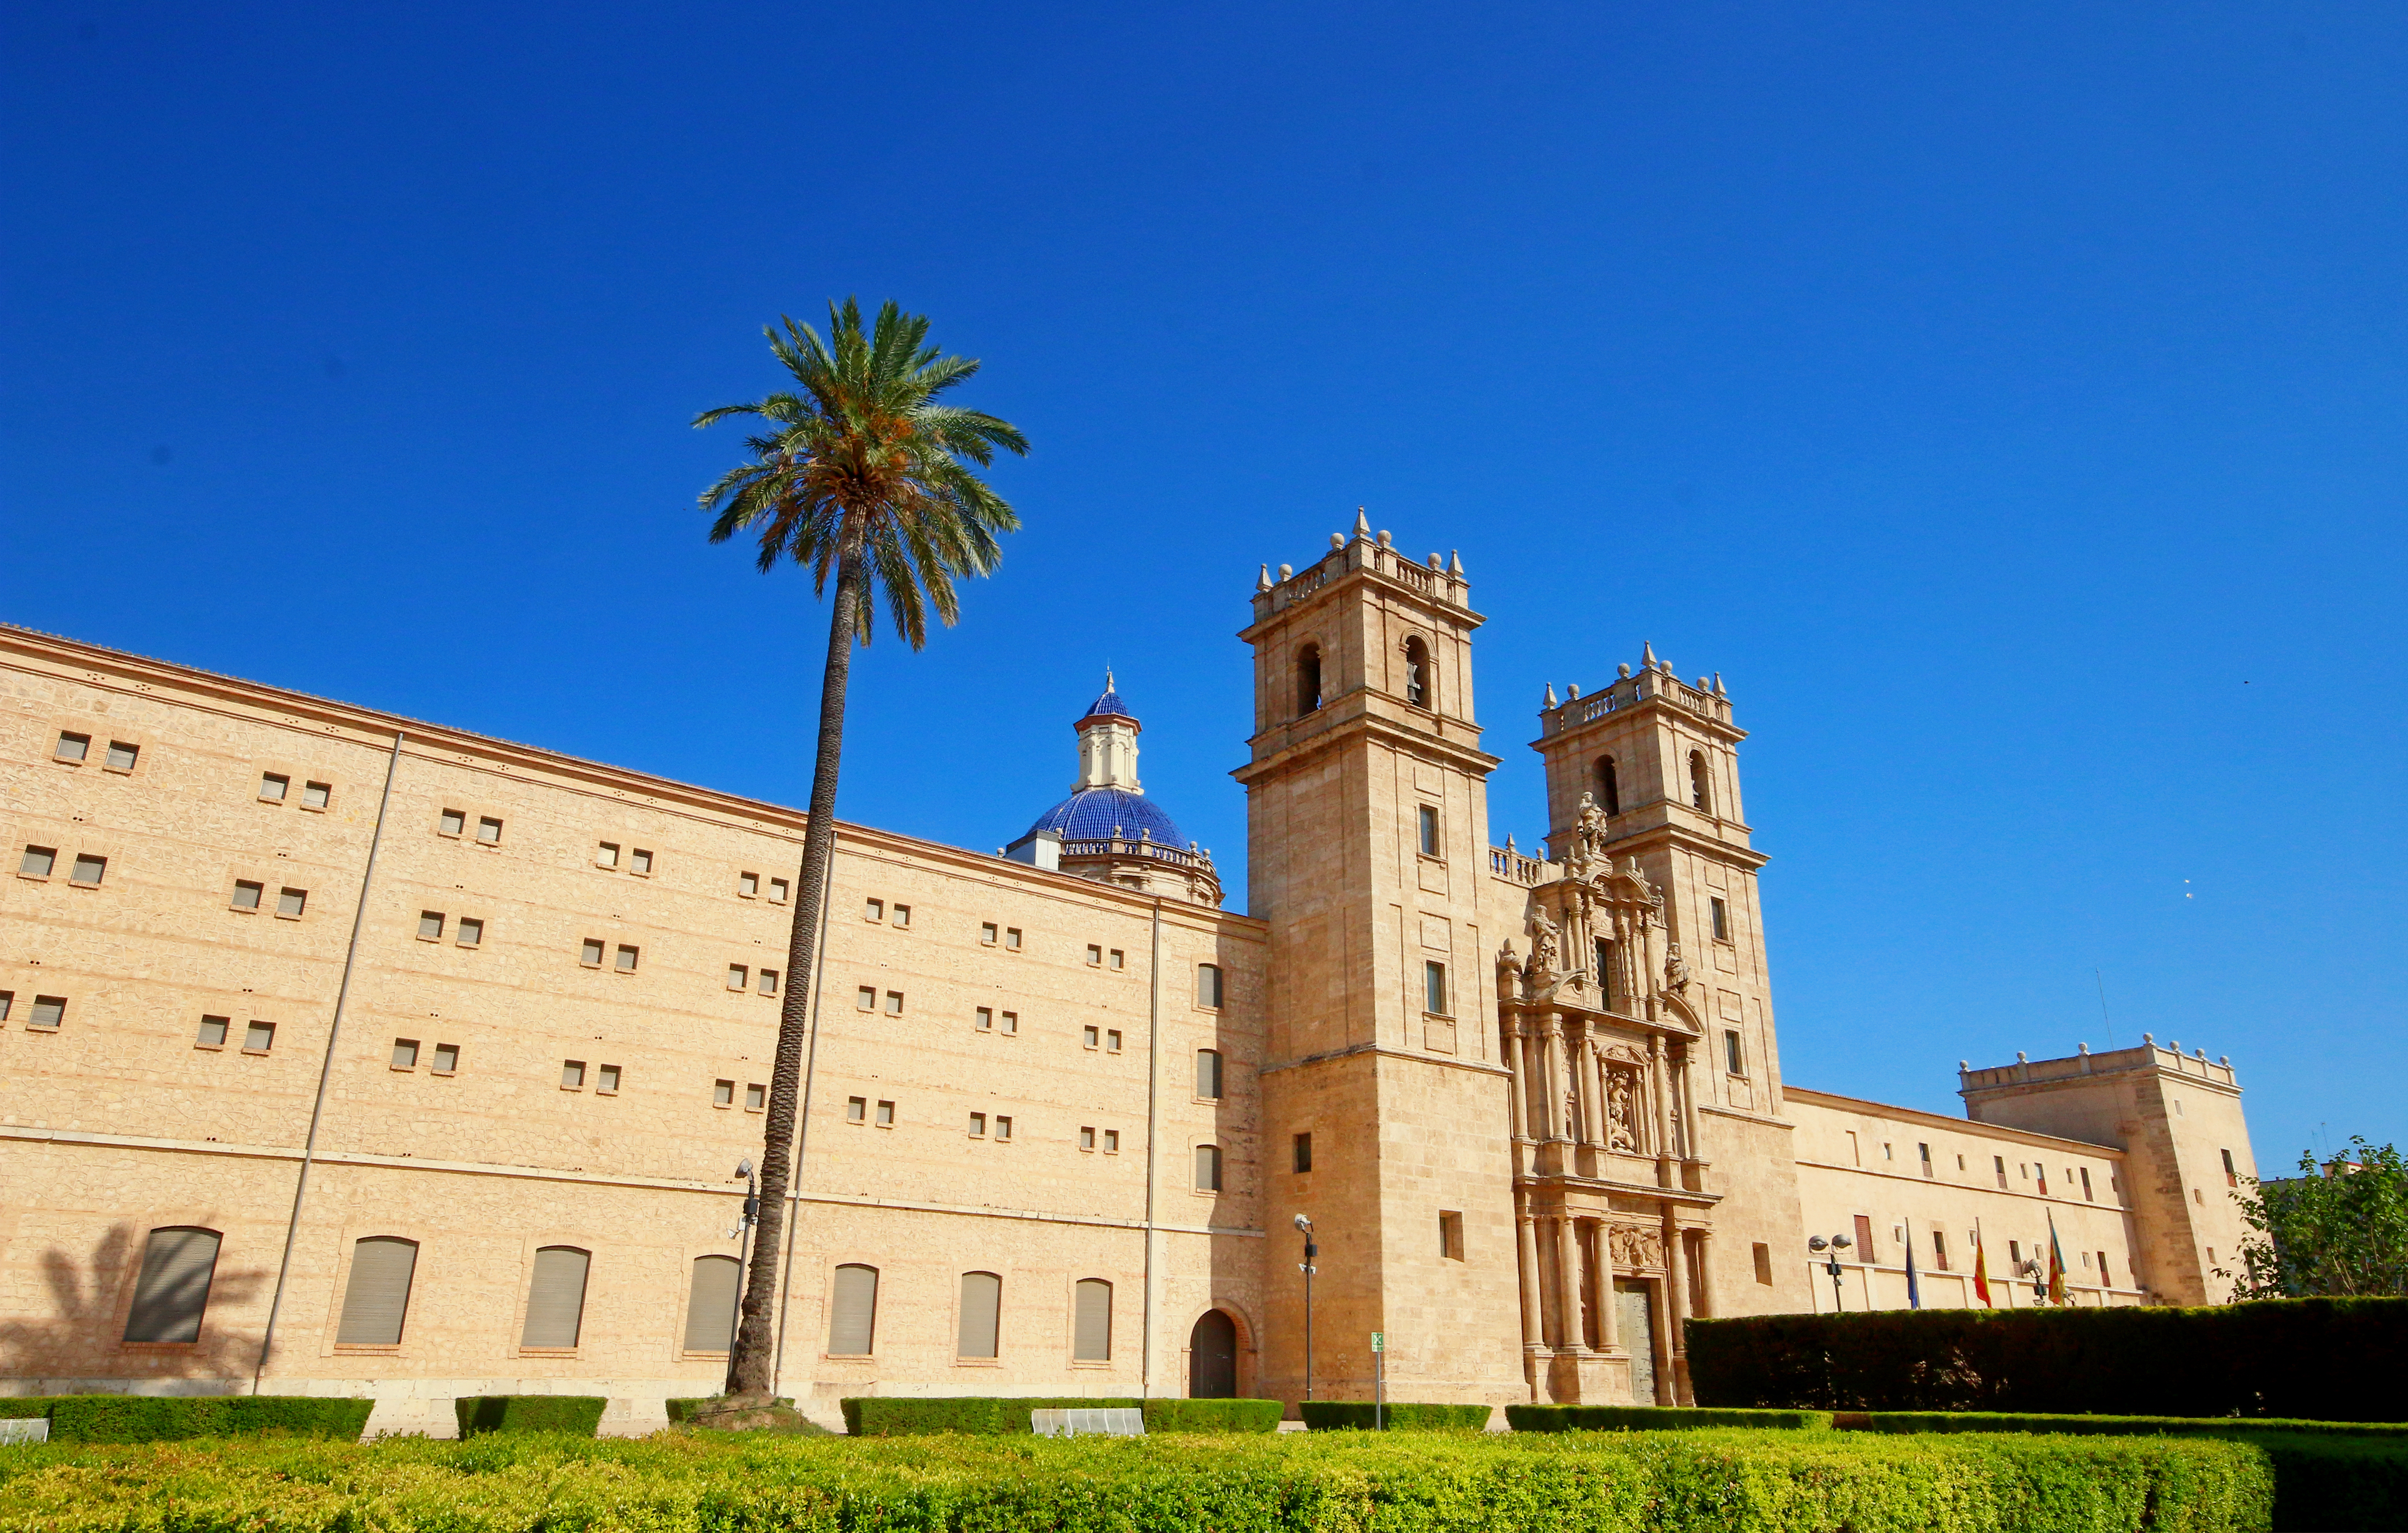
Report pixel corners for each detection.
[771,831,841,1399]
[1141,897,1163,1401]
[251,728,404,1393]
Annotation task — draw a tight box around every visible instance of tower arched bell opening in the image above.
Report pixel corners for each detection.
[1402,636,1431,709]
[1594,755,1619,816]
[1688,750,1712,815]
[1296,644,1324,716]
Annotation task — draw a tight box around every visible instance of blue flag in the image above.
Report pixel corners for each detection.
[1905,1219,1923,1309]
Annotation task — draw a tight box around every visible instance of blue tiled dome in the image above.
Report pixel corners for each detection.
[1025,786,1185,846]
[1080,676,1137,725]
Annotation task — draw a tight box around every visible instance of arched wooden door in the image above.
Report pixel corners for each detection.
[1189,1309,1238,1397]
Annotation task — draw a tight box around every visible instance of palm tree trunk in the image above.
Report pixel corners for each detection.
[727,553,863,1401]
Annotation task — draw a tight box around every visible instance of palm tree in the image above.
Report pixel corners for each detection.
[695,298,1026,1400]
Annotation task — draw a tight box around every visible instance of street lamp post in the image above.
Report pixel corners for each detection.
[722,1158,758,1394]
[1294,1214,1317,1402]
[1808,1233,1855,1313]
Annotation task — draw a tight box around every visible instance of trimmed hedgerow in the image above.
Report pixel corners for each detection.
[1862,1411,2408,1439]
[0,1399,58,1420]
[840,1396,1143,1435]
[0,1427,2271,1532]
[452,1395,606,1438]
[1300,1401,1491,1431]
[1689,1295,2408,1419]
[1141,1398,1283,1433]
[663,1397,794,1424]
[33,1395,372,1443]
[1509,1403,1832,1432]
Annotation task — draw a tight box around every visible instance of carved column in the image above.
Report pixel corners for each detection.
[1679,1044,1702,1160]
[1578,1030,1606,1147]
[1651,1032,1675,1188]
[1502,1016,1529,1141]
[1664,1212,1692,1405]
[1692,1231,1715,1318]
[1596,1226,1620,1351]
[1554,1214,1584,1353]
[1541,1012,1570,1142]
[1515,1210,1543,1349]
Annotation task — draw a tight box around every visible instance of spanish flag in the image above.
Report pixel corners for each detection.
[2046,1213,2069,1305]
[1972,1227,1993,1306]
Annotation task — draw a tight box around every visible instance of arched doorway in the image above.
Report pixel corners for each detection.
[1189,1309,1238,1397]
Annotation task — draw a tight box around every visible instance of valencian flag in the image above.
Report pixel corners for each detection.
[1972,1226,1993,1306]
[1904,1219,1923,1309]
[2046,1213,2069,1305]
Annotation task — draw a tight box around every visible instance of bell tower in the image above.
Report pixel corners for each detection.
[1235,514,1526,1408]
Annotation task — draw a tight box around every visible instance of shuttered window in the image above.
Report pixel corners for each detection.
[827,1264,879,1355]
[683,1255,740,1353]
[519,1246,590,1349]
[957,1271,1001,1358]
[1195,1049,1223,1100]
[335,1237,418,1346]
[1073,1278,1112,1362]
[123,1227,221,1343]
[1194,1143,1222,1192]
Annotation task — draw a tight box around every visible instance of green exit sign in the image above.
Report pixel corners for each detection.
[1370,1332,1384,1352]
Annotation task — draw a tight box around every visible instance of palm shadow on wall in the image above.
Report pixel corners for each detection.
[0,1222,268,1382]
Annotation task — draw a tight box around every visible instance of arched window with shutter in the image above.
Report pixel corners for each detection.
[519,1246,591,1349]
[1689,750,1712,814]
[1296,644,1323,716]
[1595,756,1620,816]
[827,1263,879,1356]
[1073,1278,1112,1362]
[123,1226,221,1343]
[683,1255,740,1353]
[1194,1143,1223,1192]
[1401,636,1431,708]
[957,1271,1002,1359]
[1195,1048,1223,1101]
[335,1237,418,1347]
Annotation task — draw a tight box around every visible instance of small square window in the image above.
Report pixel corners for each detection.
[597,1064,621,1094]
[1006,927,1022,951]
[857,986,876,1011]
[29,996,65,1029]
[197,1015,231,1048]
[19,846,56,878]
[846,1096,867,1122]
[0,990,11,1021]
[995,1115,1013,1140]
[1001,1011,1018,1035]
[1109,948,1124,970]
[767,877,788,903]
[55,732,91,762]
[301,780,331,809]
[1103,1129,1119,1154]
[744,1082,766,1111]
[614,944,639,972]
[728,964,750,991]
[261,772,291,802]
[714,1079,735,1107]
[456,917,483,947]
[562,1059,586,1088]
[476,816,503,844]
[71,854,108,886]
[1080,1126,1097,1151]
[1710,897,1730,943]
[892,904,911,928]
[392,1038,421,1069]
[243,1021,276,1053]
[1084,1025,1100,1049]
[276,886,306,917]
[1106,1029,1123,1053]
[439,808,465,836]
[969,1112,987,1137]
[1087,944,1102,966]
[758,969,779,996]
[579,937,603,966]
[980,922,998,945]
[431,1043,459,1074]
[597,842,620,867]
[106,741,140,772]
[738,871,759,897]
[875,1099,894,1126]
[630,849,652,875]
[865,898,884,922]
[883,991,903,1015]
[976,1007,994,1031]
[232,881,264,912]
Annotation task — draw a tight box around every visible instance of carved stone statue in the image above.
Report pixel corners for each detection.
[1527,905,1560,981]
[1576,790,1609,857]
[1663,940,1692,994]
[1605,1066,1639,1153]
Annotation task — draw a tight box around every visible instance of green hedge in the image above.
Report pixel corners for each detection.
[840,1396,1142,1435]
[0,1395,372,1442]
[452,1395,606,1438]
[1862,1411,2408,1439]
[1509,1403,1832,1432]
[662,1397,793,1424]
[1299,1400,1491,1430]
[1140,1398,1283,1433]
[1690,1295,2408,1419]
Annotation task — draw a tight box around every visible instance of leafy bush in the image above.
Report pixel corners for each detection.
[451,1395,606,1438]
[0,1399,60,1420]
[1299,1400,1490,1430]
[1508,1403,1831,1432]
[36,1395,371,1443]
[1140,1398,1283,1433]
[0,1427,2271,1532]
[840,1396,1142,1435]
[1862,1411,2408,1439]
[1690,1295,2408,1419]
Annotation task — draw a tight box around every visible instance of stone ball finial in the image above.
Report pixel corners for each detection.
[1567,683,1581,700]
[1618,663,1632,678]
[2079,1042,2090,1054]
[2143,1032,2155,1044]
[1427,552,1443,569]
[2220,1055,2230,1066]
[1377,529,1392,547]
[1959,1060,1970,1071]
[1330,533,1344,549]
[1278,563,1293,580]
[2016,1050,2028,1062]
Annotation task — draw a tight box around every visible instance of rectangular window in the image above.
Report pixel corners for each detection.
[738,871,758,897]
[431,1043,459,1074]
[893,904,911,928]
[969,1112,987,1137]
[392,1038,420,1068]
[2099,1252,2113,1285]
[597,842,620,867]
[1108,948,1124,969]
[2081,1168,2094,1201]
[1198,963,1223,1008]
[2223,1148,2238,1186]
[1918,1143,1933,1178]
[957,1271,1001,1359]
[1083,1025,1100,1049]
[106,741,140,772]
[418,912,447,941]
[847,1096,867,1123]
[866,899,885,922]
[1995,1155,2009,1189]
[980,922,998,945]
[475,816,503,844]
[243,1021,275,1053]
[1194,1143,1222,1191]
[2010,1240,2023,1266]
[1710,897,1730,942]
[630,849,652,874]
[561,1060,586,1088]
[1753,1242,1774,1286]
[275,886,306,917]
[71,854,107,886]
[883,991,903,1015]
[1417,804,1440,857]
[1106,1029,1122,1052]
[19,846,56,878]
[758,969,778,996]
[1080,1125,1097,1151]
[858,986,876,1011]
[1001,1010,1018,1034]
[122,1227,219,1344]
[336,1237,418,1348]
[1074,1277,1112,1362]
[1932,1230,1949,1271]
[456,917,482,947]
[1439,1210,1465,1261]
[2037,1167,2048,1195]
[579,937,603,966]
[744,1083,765,1111]
[685,1254,741,1354]
[1846,1130,1859,1165]
[1196,1048,1223,1100]
[614,944,639,972]
[995,1115,1013,1140]
[714,1080,735,1106]
[232,880,264,911]
[768,878,788,903]
[1103,1129,1119,1154]
[597,1064,620,1094]
[55,731,91,761]
[976,1007,994,1031]
[1854,1213,1875,1256]
[196,1015,230,1048]
[1424,960,1447,1015]
[261,772,292,802]
[875,1099,894,1126]
[827,1263,879,1356]
[728,965,749,991]
[1724,1029,1744,1075]
[519,1246,591,1349]
[1087,944,1102,966]
[1006,927,1022,950]
[301,780,331,809]
[1293,1132,1314,1173]
[439,808,465,836]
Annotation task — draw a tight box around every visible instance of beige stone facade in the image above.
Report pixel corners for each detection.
[0,526,2259,1430]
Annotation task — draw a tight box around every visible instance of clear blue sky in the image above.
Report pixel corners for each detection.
[5,4,2402,1169]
